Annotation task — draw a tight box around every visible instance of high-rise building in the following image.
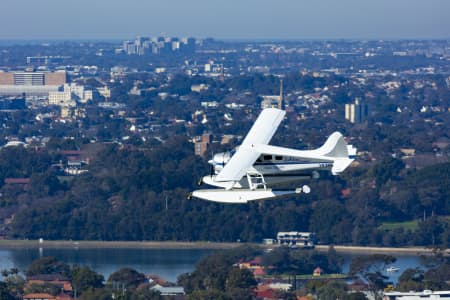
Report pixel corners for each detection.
[345,98,369,123]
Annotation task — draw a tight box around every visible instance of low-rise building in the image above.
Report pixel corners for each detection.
[384,290,450,300]
[277,231,316,248]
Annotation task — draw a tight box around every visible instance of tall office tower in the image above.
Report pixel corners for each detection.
[345,98,369,123]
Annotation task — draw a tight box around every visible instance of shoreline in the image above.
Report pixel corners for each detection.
[0,239,446,255]
[0,239,240,250]
[314,245,446,256]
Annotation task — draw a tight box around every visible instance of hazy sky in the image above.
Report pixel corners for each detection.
[1,0,449,40]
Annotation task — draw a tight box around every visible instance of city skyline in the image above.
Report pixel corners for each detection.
[1,0,450,40]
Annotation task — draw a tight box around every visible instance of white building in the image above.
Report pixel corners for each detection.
[277,231,316,248]
[191,84,209,93]
[384,290,450,300]
[48,84,93,107]
[48,89,75,107]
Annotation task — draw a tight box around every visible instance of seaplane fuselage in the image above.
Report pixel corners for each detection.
[204,150,329,189]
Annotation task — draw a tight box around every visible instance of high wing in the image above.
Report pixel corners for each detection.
[214,108,285,182]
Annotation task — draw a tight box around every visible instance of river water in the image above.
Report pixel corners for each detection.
[0,247,424,283]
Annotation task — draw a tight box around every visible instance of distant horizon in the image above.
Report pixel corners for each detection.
[0,37,450,46]
[1,0,449,41]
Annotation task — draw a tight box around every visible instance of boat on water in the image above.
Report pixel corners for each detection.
[386,266,400,272]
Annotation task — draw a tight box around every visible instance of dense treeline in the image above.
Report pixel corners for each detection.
[1,134,449,247]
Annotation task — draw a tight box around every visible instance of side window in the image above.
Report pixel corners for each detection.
[263,155,272,161]
[275,156,283,161]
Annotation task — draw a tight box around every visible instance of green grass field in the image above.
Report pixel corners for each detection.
[379,220,420,232]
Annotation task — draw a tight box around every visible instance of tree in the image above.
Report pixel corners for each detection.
[309,200,351,244]
[0,282,15,300]
[1,268,25,299]
[396,268,424,292]
[224,267,256,300]
[225,267,256,290]
[371,158,404,188]
[71,265,104,297]
[79,288,113,300]
[414,217,444,247]
[349,254,396,300]
[178,246,260,298]
[316,281,348,300]
[186,253,234,291]
[348,292,369,300]
[262,247,291,273]
[26,257,70,277]
[107,268,146,290]
[327,245,344,274]
[131,285,163,300]
[187,289,231,300]
[423,262,450,290]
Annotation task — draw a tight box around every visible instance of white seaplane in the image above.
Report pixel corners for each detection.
[190,108,356,203]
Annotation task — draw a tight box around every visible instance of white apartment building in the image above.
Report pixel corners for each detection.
[48,83,93,107]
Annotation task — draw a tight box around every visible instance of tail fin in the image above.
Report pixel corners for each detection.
[318,132,357,175]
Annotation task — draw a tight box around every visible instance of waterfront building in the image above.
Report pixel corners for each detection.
[276,231,316,248]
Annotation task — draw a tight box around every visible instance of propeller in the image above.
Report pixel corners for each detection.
[210,163,214,178]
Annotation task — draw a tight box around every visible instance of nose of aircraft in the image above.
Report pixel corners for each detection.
[213,152,224,165]
[211,152,231,167]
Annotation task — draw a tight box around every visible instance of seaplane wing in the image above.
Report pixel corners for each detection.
[240,108,286,145]
[215,108,285,182]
